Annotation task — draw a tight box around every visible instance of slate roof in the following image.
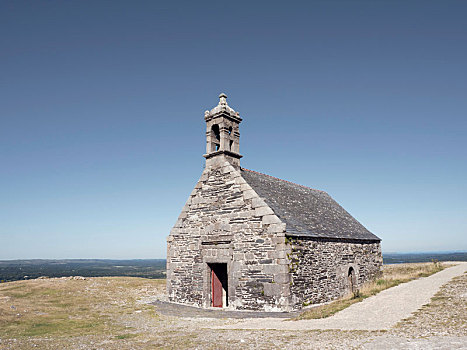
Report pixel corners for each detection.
[241,168,381,242]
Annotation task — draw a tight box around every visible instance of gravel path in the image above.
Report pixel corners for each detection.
[214,262,467,331]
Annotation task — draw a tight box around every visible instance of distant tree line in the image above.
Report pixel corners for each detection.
[0,259,166,283]
[383,252,467,264]
[1,253,466,283]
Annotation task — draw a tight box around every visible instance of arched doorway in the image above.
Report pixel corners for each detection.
[348,267,356,293]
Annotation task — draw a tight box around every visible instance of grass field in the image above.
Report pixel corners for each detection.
[0,277,164,339]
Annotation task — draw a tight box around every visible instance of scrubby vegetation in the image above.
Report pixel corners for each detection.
[296,261,446,320]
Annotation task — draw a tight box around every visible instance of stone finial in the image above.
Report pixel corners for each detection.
[219,93,227,105]
[205,92,239,117]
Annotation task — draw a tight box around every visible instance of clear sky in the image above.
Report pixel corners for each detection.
[1,1,466,259]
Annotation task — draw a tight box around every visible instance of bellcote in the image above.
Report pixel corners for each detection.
[203,93,242,169]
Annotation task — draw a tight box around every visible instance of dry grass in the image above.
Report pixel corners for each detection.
[296,261,445,320]
[0,276,165,338]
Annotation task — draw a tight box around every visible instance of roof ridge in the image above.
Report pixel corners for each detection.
[241,168,326,194]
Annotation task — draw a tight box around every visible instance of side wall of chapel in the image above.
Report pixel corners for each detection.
[288,237,382,308]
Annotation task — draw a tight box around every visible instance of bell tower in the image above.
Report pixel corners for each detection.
[203,93,242,169]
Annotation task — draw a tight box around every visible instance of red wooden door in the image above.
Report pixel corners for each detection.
[211,269,223,307]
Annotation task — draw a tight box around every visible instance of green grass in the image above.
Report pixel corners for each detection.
[115,333,139,339]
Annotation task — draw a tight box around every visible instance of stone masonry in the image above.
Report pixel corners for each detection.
[288,237,382,308]
[167,159,292,311]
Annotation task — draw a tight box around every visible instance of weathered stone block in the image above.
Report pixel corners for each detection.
[274,250,288,259]
[262,215,281,224]
[243,189,256,200]
[280,284,291,297]
[272,236,285,244]
[264,264,288,275]
[268,223,286,233]
[240,183,251,191]
[276,258,289,265]
[251,197,267,208]
[274,273,290,284]
[245,253,255,260]
[263,283,282,297]
[233,253,244,261]
[234,176,246,185]
[255,206,274,217]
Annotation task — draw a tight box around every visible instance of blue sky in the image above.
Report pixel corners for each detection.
[1,1,466,259]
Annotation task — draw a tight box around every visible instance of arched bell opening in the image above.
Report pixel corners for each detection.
[211,124,220,152]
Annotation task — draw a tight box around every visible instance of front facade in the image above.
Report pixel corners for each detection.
[166,95,382,311]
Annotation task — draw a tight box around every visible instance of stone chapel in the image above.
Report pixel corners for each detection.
[166,94,382,312]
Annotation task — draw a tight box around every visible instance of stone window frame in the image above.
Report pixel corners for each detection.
[343,263,359,291]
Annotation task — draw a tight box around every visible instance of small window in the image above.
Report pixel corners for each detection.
[228,126,233,135]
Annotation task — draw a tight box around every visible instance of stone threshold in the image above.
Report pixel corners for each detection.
[150,299,301,319]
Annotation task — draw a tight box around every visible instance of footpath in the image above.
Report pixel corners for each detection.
[213,262,467,331]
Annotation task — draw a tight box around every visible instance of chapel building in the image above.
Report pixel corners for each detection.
[166,94,382,311]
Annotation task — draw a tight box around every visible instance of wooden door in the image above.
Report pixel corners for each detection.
[211,269,223,307]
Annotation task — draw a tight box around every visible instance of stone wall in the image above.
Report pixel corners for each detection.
[167,157,292,311]
[288,237,382,308]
